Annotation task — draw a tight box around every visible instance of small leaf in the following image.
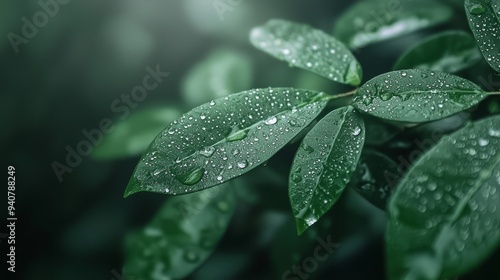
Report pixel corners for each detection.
[92,107,182,160]
[250,19,362,86]
[182,48,253,106]
[393,30,482,73]
[353,69,487,122]
[289,106,365,235]
[125,88,328,197]
[348,149,400,210]
[387,115,500,279]
[334,0,453,49]
[465,0,500,72]
[123,183,236,279]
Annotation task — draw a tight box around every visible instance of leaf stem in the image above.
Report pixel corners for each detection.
[325,88,358,100]
[488,91,500,95]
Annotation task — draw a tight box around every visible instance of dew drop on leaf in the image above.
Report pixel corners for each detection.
[176,168,205,186]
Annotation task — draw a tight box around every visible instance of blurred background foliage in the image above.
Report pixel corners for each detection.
[1,0,499,279]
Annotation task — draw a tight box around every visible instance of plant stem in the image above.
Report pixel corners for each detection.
[326,88,358,100]
[488,91,500,95]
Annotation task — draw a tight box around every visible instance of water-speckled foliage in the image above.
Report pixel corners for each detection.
[353,69,486,122]
[125,88,328,197]
[250,19,362,86]
[387,115,500,279]
[334,0,453,49]
[289,106,365,235]
[124,183,236,279]
[393,31,482,73]
[465,0,500,72]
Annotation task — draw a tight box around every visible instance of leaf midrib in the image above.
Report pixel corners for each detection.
[304,107,351,209]
[172,93,327,168]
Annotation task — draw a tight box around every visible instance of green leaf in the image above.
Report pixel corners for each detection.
[289,106,365,235]
[465,0,500,72]
[182,48,253,107]
[123,183,236,279]
[386,115,500,279]
[92,107,182,160]
[348,149,400,210]
[250,19,362,86]
[393,30,482,73]
[352,69,487,123]
[334,0,453,49]
[125,88,328,197]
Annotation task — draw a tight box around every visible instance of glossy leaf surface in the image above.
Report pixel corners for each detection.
[289,106,365,235]
[387,115,500,279]
[465,0,500,72]
[334,0,453,49]
[250,19,362,86]
[353,69,486,122]
[125,88,328,196]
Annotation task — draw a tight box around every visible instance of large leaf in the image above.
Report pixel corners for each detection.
[182,48,253,107]
[289,106,365,235]
[352,69,487,122]
[92,107,182,160]
[334,0,453,49]
[393,30,482,73]
[387,115,500,279]
[123,183,236,279]
[465,0,500,72]
[125,88,328,197]
[250,19,362,86]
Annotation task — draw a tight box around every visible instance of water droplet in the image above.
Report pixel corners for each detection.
[380,92,392,101]
[292,173,303,183]
[488,128,500,137]
[176,168,205,185]
[306,62,313,68]
[226,130,248,142]
[282,48,291,55]
[237,161,248,169]
[468,2,486,15]
[209,101,216,106]
[301,143,314,154]
[153,169,162,176]
[401,71,407,77]
[165,188,169,193]
[352,126,362,136]
[200,114,206,120]
[478,138,489,146]
[200,146,215,157]
[265,116,278,125]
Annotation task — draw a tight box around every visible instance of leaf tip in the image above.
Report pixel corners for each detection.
[346,60,362,86]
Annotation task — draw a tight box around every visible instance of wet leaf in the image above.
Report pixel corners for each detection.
[387,115,500,279]
[92,107,182,160]
[250,19,362,86]
[289,106,365,235]
[123,183,236,279]
[125,88,328,196]
[465,0,500,72]
[334,0,453,49]
[353,69,487,123]
[393,30,482,73]
[182,48,253,106]
[348,149,400,210]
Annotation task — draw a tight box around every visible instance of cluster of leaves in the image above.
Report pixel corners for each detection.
[100,0,500,279]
